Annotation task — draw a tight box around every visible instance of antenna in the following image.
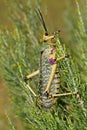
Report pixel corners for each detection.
[36,8,48,35]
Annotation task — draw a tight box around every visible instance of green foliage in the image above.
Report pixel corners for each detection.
[0,0,87,130]
[65,0,87,83]
[5,112,16,130]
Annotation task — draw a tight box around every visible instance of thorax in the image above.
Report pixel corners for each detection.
[41,46,56,65]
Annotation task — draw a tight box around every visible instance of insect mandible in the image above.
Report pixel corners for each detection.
[24,9,77,109]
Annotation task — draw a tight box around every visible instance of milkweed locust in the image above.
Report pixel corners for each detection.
[24,9,77,109]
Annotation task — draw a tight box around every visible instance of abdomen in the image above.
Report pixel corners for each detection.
[39,48,60,108]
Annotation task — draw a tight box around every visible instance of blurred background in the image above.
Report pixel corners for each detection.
[0,0,75,35]
[0,0,76,129]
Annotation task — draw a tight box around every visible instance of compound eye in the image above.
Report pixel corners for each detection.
[45,32,48,36]
[43,35,48,42]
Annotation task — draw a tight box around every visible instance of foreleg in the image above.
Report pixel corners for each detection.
[23,70,39,96]
[24,70,39,82]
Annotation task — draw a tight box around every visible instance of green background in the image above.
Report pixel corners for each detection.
[0,0,86,130]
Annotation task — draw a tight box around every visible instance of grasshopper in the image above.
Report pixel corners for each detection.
[24,9,76,108]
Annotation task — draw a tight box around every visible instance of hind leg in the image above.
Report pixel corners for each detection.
[52,91,77,97]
